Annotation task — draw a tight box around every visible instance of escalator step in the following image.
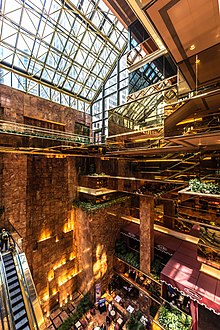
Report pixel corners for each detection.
[15,317,29,330]
[8,282,20,290]
[10,287,22,298]
[11,294,23,306]
[12,301,25,314]
[5,264,16,272]
[2,254,12,262]
[6,270,17,278]
[2,253,12,260]
[22,326,31,330]
[4,260,14,267]
[7,275,18,284]
[14,309,27,322]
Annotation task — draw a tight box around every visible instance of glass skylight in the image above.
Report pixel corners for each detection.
[0,0,127,106]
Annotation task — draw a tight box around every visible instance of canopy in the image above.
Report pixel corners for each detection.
[161,240,220,315]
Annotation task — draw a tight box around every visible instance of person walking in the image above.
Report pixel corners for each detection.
[1,228,10,251]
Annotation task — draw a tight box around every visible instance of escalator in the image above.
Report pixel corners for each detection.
[2,252,30,330]
[0,246,46,330]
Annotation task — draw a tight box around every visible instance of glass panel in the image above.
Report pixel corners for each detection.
[0,0,127,105]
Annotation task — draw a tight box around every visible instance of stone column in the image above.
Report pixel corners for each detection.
[140,195,154,274]
[163,200,176,229]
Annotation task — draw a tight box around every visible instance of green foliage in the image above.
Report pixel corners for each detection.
[158,305,192,330]
[150,304,158,317]
[58,294,93,330]
[116,249,140,269]
[115,240,127,255]
[90,172,107,176]
[126,314,145,330]
[189,178,220,195]
[151,259,165,281]
[72,196,130,213]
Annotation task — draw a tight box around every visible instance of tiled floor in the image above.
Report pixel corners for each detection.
[45,291,127,330]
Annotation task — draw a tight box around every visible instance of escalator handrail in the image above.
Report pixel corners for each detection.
[13,245,39,330]
[0,252,16,330]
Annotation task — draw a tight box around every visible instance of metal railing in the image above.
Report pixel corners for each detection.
[13,244,45,330]
[0,120,92,144]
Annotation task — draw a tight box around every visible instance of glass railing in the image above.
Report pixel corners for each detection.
[0,120,91,144]
[127,75,177,102]
[126,38,167,71]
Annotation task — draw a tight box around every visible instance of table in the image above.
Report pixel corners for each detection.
[126,305,134,313]
[140,315,148,326]
[114,295,122,303]
[110,310,116,317]
[75,321,82,329]
[117,317,124,325]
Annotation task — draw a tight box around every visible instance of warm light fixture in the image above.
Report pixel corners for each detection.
[195,58,200,64]
[189,44,196,51]
[177,117,202,125]
[200,263,220,279]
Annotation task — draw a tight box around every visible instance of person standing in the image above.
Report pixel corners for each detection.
[1,229,10,251]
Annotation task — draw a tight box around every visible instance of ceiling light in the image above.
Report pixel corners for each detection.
[189,44,196,51]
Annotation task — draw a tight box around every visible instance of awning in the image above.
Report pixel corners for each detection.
[161,241,220,315]
[154,231,182,255]
[121,223,183,253]
[120,223,140,240]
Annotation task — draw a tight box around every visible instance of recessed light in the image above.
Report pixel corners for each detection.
[189,44,196,51]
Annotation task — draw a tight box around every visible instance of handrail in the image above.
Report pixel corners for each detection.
[7,221,23,239]
[13,245,39,330]
[0,252,16,330]
[0,120,91,144]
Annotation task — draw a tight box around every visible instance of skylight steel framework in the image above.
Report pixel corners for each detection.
[0,0,127,107]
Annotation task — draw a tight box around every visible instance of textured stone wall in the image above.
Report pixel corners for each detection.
[1,154,27,237]
[24,156,78,312]
[0,84,91,129]
[75,200,130,299]
[0,85,92,313]
[0,152,79,313]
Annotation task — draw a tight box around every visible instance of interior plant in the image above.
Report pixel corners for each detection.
[126,314,145,330]
[158,304,192,330]
[189,178,220,195]
[151,258,166,281]
[72,196,130,213]
[58,294,93,330]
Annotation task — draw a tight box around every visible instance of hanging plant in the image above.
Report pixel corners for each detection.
[72,196,130,213]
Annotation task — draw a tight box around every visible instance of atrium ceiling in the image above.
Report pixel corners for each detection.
[145,0,220,89]
[0,0,128,104]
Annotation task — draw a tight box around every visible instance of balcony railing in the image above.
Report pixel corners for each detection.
[0,120,92,144]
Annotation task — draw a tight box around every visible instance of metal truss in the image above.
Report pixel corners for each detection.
[0,0,127,105]
[108,76,178,130]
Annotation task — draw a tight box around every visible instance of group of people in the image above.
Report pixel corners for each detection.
[0,228,11,251]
